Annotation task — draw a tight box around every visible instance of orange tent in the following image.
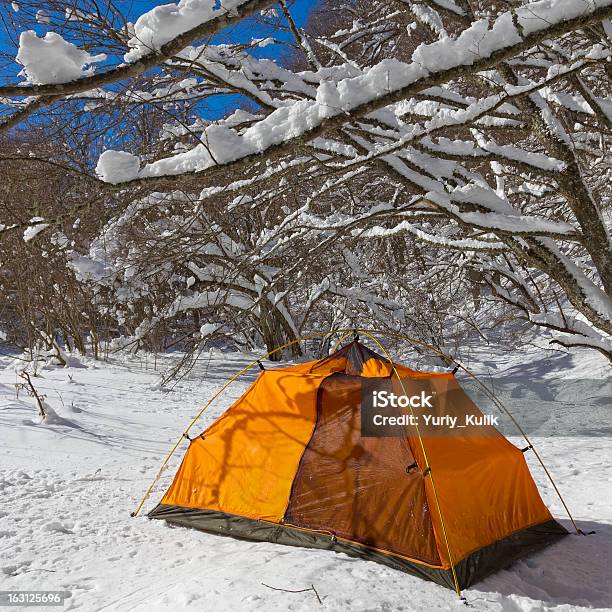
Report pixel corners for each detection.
[149,339,567,590]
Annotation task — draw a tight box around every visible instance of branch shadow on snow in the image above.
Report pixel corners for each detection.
[475,519,612,609]
[486,348,599,380]
[0,384,168,455]
[460,376,612,438]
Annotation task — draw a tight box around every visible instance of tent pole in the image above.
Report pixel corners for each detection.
[442,357,581,534]
[358,328,581,535]
[131,331,355,518]
[355,330,464,599]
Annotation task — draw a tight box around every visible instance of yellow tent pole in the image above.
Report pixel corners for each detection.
[353,328,581,535]
[331,330,357,353]
[132,329,376,517]
[131,331,337,518]
[443,359,580,533]
[353,330,463,598]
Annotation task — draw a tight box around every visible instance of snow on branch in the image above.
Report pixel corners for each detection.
[530,312,612,358]
[125,0,257,62]
[537,238,612,322]
[16,32,106,85]
[425,187,580,238]
[92,0,612,185]
[358,220,506,252]
[0,0,273,97]
[1,0,610,361]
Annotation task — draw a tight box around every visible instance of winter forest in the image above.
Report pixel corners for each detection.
[0,1,611,611]
[0,0,610,366]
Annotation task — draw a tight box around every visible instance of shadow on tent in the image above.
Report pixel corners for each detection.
[474,519,612,608]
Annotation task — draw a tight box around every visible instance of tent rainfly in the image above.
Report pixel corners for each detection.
[149,339,568,592]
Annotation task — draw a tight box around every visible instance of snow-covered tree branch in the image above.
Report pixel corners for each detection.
[0,0,610,361]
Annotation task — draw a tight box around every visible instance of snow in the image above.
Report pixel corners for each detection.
[23,218,49,242]
[360,221,505,252]
[95,150,141,184]
[426,186,579,236]
[255,37,274,48]
[431,0,464,17]
[0,342,611,610]
[171,289,254,314]
[260,8,278,18]
[473,136,566,172]
[65,7,87,22]
[411,4,447,38]
[69,253,112,283]
[16,31,106,85]
[35,9,50,24]
[412,14,519,71]
[125,0,251,62]
[517,0,611,36]
[140,125,253,179]
[199,323,219,337]
[530,313,612,354]
[538,238,612,321]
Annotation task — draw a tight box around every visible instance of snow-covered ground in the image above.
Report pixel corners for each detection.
[0,344,610,611]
